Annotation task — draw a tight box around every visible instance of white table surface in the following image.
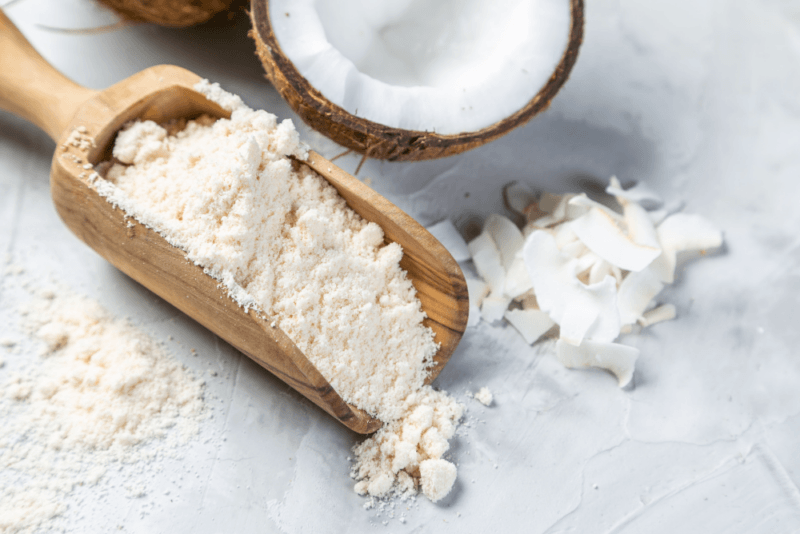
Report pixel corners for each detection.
[2,0,800,532]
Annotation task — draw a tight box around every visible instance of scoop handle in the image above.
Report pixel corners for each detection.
[0,10,96,141]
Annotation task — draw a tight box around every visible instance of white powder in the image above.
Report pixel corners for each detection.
[473,387,493,406]
[0,286,205,532]
[94,81,463,502]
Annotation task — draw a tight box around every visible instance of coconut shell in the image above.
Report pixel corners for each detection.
[99,0,235,27]
[250,0,584,162]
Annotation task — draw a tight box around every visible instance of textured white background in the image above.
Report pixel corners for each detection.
[2,0,800,532]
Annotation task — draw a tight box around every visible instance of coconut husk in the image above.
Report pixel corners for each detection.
[98,0,235,27]
[249,0,584,162]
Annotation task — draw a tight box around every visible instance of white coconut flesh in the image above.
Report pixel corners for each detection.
[269,0,572,134]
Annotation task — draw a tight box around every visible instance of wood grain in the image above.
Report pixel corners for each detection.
[0,11,469,434]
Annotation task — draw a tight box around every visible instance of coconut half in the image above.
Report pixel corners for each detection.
[250,0,584,160]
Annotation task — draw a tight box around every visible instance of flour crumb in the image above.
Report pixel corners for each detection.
[418,459,458,503]
[98,81,462,503]
[473,387,493,406]
[0,337,15,348]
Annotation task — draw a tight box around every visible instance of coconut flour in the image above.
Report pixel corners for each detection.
[94,80,463,502]
[0,284,205,532]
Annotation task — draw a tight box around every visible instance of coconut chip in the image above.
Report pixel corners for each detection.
[485,214,525,271]
[522,231,619,346]
[481,294,513,324]
[468,231,505,293]
[571,207,661,272]
[504,309,554,345]
[639,304,677,327]
[617,268,664,326]
[556,339,638,387]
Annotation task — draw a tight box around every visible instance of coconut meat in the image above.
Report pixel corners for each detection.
[270,0,572,133]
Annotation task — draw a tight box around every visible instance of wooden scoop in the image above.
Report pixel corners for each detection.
[0,12,469,434]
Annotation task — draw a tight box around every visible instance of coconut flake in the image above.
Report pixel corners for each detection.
[566,194,624,223]
[468,231,505,293]
[466,278,489,309]
[503,255,533,299]
[588,258,612,285]
[484,214,524,271]
[504,308,555,345]
[556,339,638,387]
[639,304,676,327]
[623,201,660,249]
[560,240,587,259]
[648,249,677,284]
[657,213,723,252]
[481,294,512,324]
[522,231,619,346]
[427,219,470,262]
[571,208,661,272]
[617,268,664,325]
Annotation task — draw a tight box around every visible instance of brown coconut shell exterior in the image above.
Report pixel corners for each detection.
[99,0,234,27]
[250,0,584,161]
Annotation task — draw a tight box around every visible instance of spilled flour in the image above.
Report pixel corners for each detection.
[93,80,463,502]
[0,284,205,533]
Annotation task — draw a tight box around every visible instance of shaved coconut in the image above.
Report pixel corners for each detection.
[639,304,677,327]
[552,222,579,248]
[610,264,623,284]
[427,219,470,262]
[466,278,489,309]
[622,201,660,249]
[657,214,723,252]
[574,250,599,278]
[560,240,586,259]
[556,339,638,387]
[588,258,612,285]
[481,293,513,323]
[503,182,538,216]
[581,276,621,343]
[522,231,620,345]
[566,194,624,223]
[649,214,721,284]
[617,269,664,325]
[504,309,555,344]
[468,232,505,292]
[606,178,663,209]
[571,208,661,272]
[485,214,524,271]
[504,255,533,299]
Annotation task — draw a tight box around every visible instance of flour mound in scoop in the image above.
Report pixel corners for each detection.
[95,80,463,502]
